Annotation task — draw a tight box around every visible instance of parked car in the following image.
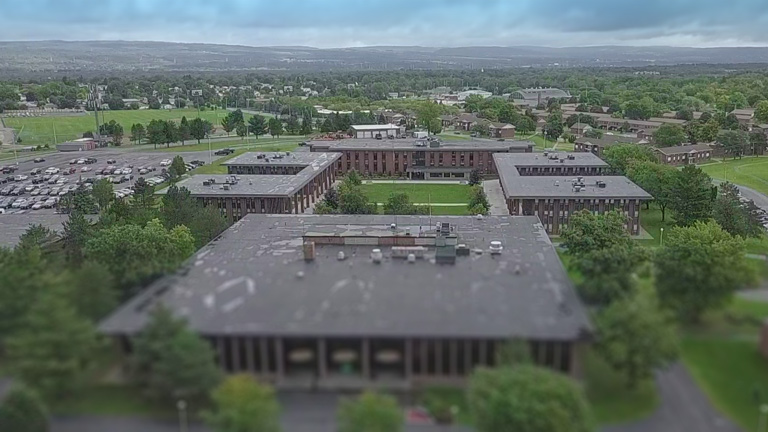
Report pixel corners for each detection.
[47,175,60,184]
[44,167,60,175]
[24,184,37,192]
[159,159,172,166]
[85,157,97,164]
[43,198,57,208]
[214,148,235,155]
[30,168,42,175]
[106,159,117,164]
[31,201,44,210]
[69,159,78,164]
[14,175,28,181]
[0,186,12,195]
[11,199,26,208]
[33,157,45,163]
[80,166,91,172]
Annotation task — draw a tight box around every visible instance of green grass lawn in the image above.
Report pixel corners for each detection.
[149,136,304,153]
[190,143,299,175]
[437,133,472,141]
[361,182,471,204]
[4,108,236,146]
[700,156,768,196]
[51,384,176,417]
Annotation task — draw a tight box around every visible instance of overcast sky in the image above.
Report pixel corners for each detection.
[2,0,768,48]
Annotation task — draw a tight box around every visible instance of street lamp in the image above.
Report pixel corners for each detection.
[659,227,664,247]
[177,400,188,432]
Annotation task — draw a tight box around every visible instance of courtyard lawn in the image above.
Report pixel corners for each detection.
[361,182,472,204]
[4,108,236,147]
[437,133,472,141]
[190,143,299,175]
[699,156,768,197]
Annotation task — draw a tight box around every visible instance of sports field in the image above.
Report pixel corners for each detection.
[3,108,236,146]
[699,156,768,196]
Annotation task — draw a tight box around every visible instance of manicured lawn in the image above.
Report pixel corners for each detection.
[437,133,471,141]
[361,182,472,204]
[150,136,304,153]
[585,350,659,426]
[190,143,299,175]
[745,235,768,256]
[4,108,236,146]
[637,206,673,248]
[681,337,768,432]
[700,156,768,197]
[51,384,175,417]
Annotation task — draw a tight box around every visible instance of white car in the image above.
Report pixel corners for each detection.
[123,168,133,174]
[80,166,91,172]
[31,202,44,210]
[43,198,57,208]
[11,199,25,208]
[113,168,123,175]
[45,167,60,175]
[77,159,86,164]
[14,175,28,181]
[159,159,171,167]
[24,184,37,192]
[56,178,68,184]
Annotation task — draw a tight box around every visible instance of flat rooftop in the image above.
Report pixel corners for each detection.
[162,152,341,198]
[100,214,592,340]
[493,152,651,199]
[495,152,609,168]
[223,151,340,167]
[308,138,534,152]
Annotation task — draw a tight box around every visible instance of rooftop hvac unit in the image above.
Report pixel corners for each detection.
[573,185,581,192]
[597,181,606,188]
[568,154,576,160]
[559,159,565,163]
[202,180,211,186]
[549,153,558,160]
[391,246,427,259]
[371,248,383,263]
[456,244,470,256]
[543,151,549,156]
[489,241,503,254]
[222,184,230,190]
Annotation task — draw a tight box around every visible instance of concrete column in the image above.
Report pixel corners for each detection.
[435,340,443,376]
[479,340,487,366]
[317,339,327,379]
[537,341,546,367]
[260,338,269,375]
[405,339,413,379]
[293,195,299,214]
[231,337,241,372]
[300,189,305,212]
[450,340,458,376]
[362,338,371,379]
[569,342,585,379]
[246,337,255,373]
[553,342,562,372]
[275,338,284,379]
[420,339,428,375]
[217,337,227,371]
[464,340,472,375]
[305,185,310,207]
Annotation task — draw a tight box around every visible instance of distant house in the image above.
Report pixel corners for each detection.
[570,124,593,136]
[350,124,402,139]
[439,114,457,128]
[122,98,141,107]
[489,122,516,139]
[654,144,713,166]
[574,135,649,157]
[455,113,481,131]
[510,88,571,108]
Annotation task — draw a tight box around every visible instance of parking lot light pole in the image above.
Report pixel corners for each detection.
[659,227,664,247]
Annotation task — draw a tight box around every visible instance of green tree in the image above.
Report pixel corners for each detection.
[713,182,765,238]
[627,161,676,221]
[85,219,195,291]
[514,116,536,134]
[700,119,720,142]
[62,210,91,267]
[602,144,657,175]
[716,129,750,159]
[169,155,187,181]
[415,102,441,134]
[338,175,375,214]
[146,119,166,149]
[749,131,767,156]
[131,306,221,401]
[235,122,248,139]
[655,221,754,322]
[248,115,267,138]
[470,122,490,137]
[594,290,679,389]
[468,168,482,186]
[178,116,191,145]
[285,116,300,134]
[572,242,648,305]
[652,124,687,147]
[669,165,713,226]
[204,374,281,432]
[92,178,114,212]
[338,391,402,432]
[188,205,231,248]
[0,385,49,432]
[130,123,146,145]
[300,117,313,135]
[162,120,178,148]
[463,95,484,113]
[62,262,117,322]
[267,117,284,138]
[382,192,422,215]
[468,365,593,432]
[7,290,100,399]
[221,115,237,136]
[755,100,768,123]
[560,210,630,257]
[543,113,564,141]
[189,117,210,144]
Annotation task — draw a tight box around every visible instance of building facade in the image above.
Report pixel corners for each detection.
[494,152,651,235]
[654,144,713,166]
[101,215,593,389]
[309,138,534,180]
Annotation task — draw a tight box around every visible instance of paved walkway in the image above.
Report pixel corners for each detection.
[602,363,741,432]
[481,179,508,215]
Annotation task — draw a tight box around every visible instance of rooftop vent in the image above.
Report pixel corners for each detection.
[337,251,346,261]
[456,244,470,256]
[202,180,211,186]
[573,185,582,192]
[559,158,565,163]
[568,154,576,160]
[222,184,230,190]
[407,253,416,263]
[390,223,397,230]
[371,248,383,264]
[597,181,606,188]
[489,241,503,255]
[392,246,427,259]
[543,151,549,156]
[303,241,315,261]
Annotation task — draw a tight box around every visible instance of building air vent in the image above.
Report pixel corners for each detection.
[597,181,606,188]
[337,251,346,261]
[407,254,416,263]
[392,246,427,259]
[222,184,230,190]
[303,241,316,261]
[371,248,383,263]
[456,244,470,256]
[568,154,576,160]
[559,159,565,163]
[489,241,503,255]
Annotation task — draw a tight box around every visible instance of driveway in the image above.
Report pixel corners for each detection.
[713,179,768,213]
[602,363,741,432]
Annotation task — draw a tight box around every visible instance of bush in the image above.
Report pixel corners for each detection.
[0,385,49,432]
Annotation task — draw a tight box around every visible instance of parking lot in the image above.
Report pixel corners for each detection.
[0,149,209,216]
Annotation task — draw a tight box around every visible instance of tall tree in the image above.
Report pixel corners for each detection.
[235,122,248,139]
[337,392,403,432]
[204,374,281,432]
[248,115,267,138]
[130,123,146,145]
[560,210,631,257]
[62,262,117,322]
[602,144,657,175]
[300,117,313,136]
[221,115,236,136]
[572,242,648,305]
[7,290,101,399]
[713,182,765,238]
[0,385,49,432]
[468,365,593,432]
[627,161,676,221]
[189,117,209,144]
[382,192,423,215]
[669,165,713,226]
[652,124,686,147]
[749,131,767,156]
[594,290,679,389]
[169,155,187,181]
[755,100,768,124]
[267,117,284,138]
[92,178,114,212]
[162,120,178,148]
[178,116,191,145]
[131,306,221,401]
[716,129,750,159]
[655,221,754,322]
[146,119,166,149]
[62,210,91,267]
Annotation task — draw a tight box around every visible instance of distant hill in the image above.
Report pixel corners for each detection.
[2,40,768,75]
